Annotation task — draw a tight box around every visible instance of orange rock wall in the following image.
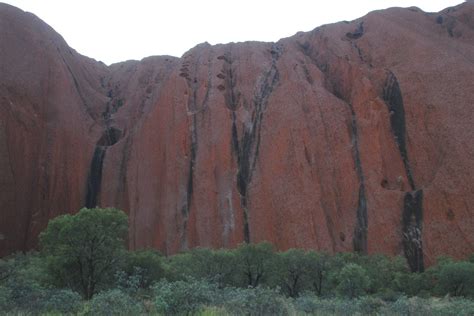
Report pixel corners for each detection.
[1,3,473,270]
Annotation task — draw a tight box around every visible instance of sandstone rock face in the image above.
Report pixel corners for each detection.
[1,3,473,270]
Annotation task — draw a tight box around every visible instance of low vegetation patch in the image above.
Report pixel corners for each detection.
[1,207,473,315]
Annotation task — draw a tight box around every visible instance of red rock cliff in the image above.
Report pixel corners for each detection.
[1,3,473,271]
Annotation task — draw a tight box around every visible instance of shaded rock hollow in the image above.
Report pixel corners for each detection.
[1,3,473,270]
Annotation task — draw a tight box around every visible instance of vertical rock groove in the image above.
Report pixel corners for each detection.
[383,71,424,272]
[403,190,424,272]
[181,114,197,244]
[85,146,106,208]
[84,102,123,209]
[348,104,368,254]
[383,71,415,190]
[179,48,212,248]
[297,42,368,252]
[219,44,281,243]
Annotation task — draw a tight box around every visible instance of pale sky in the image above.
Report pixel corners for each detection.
[2,0,465,65]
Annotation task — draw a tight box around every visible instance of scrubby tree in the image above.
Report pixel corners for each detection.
[40,207,128,299]
[89,289,143,315]
[277,249,311,297]
[336,263,370,299]
[358,254,409,294]
[469,254,474,264]
[234,242,276,288]
[153,279,218,314]
[0,259,12,282]
[120,249,164,290]
[306,251,331,296]
[437,261,474,297]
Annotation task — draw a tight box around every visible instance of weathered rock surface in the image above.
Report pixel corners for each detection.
[1,2,473,270]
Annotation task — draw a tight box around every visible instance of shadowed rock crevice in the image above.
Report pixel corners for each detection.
[372,72,427,270]
[182,115,197,223]
[218,44,281,243]
[218,51,241,111]
[383,71,415,190]
[179,50,212,248]
[346,21,365,39]
[348,104,368,254]
[403,190,424,272]
[382,71,425,271]
[296,42,368,252]
[84,82,124,208]
[96,127,122,146]
[85,146,106,208]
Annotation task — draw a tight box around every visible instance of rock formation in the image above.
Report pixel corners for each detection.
[1,2,473,271]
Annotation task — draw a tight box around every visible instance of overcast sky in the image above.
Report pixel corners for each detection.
[2,0,465,65]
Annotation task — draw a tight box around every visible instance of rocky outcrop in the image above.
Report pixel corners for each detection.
[1,2,473,270]
[0,3,109,255]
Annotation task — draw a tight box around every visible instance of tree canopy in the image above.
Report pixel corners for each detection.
[40,207,128,299]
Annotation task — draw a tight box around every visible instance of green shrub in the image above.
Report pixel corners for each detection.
[384,296,432,315]
[293,296,358,315]
[198,306,230,316]
[358,254,409,295]
[221,286,290,316]
[437,261,474,297]
[40,207,128,299]
[120,249,164,290]
[0,285,12,312]
[233,242,276,288]
[5,277,46,312]
[89,289,143,315]
[276,249,312,297]
[355,296,386,314]
[41,288,82,314]
[306,251,331,297]
[336,263,370,299]
[293,294,326,314]
[153,279,218,315]
[430,298,474,316]
[468,254,474,264]
[165,248,236,287]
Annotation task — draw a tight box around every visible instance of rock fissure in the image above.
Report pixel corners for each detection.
[84,77,124,209]
[382,71,425,271]
[220,44,281,243]
[346,21,365,40]
[85,146,106,208]
[402,190,424,272]
[348,104,368,254]
[297,41,369,253]
[383,71,415,190]
[179,51,212,248]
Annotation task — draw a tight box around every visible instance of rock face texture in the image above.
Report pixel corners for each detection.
[1,3,473,270]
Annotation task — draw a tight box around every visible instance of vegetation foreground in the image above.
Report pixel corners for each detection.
[1,208,473,315]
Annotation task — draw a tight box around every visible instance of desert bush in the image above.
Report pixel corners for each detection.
[355,296,386,314]
[40,207,128,299]
[41,288,82,314]
[89,289,143,315]
[0,285,12,312]
[437,261,474,297]
[429,298,474,316]
[383,296,432,315]
[335,263,370,299]
[120,249,165,290]
[221,286,290,316]
[153,279,218,315]
[233,242,277,288]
